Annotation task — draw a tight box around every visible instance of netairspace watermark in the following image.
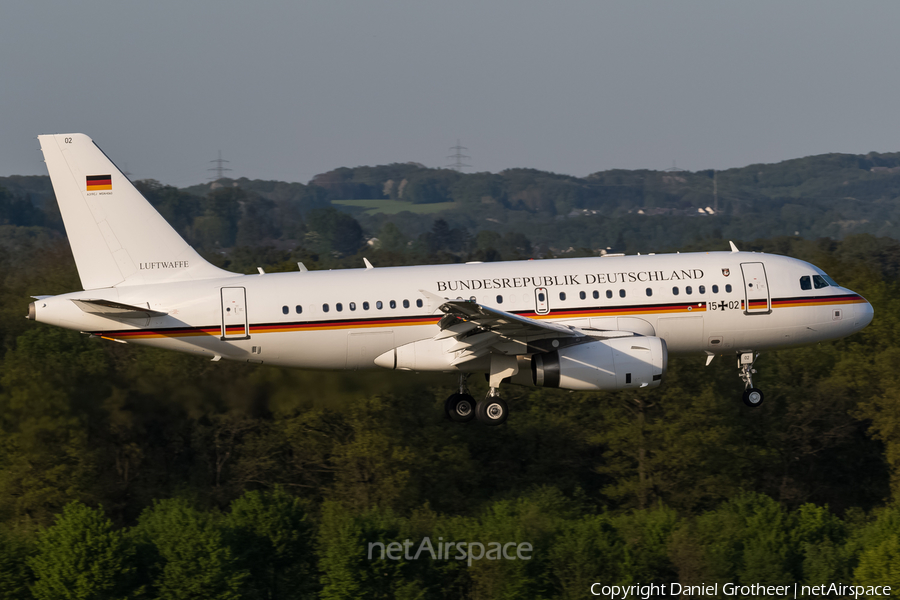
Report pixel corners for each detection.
[589,582,892,599]
[368,537,532,567]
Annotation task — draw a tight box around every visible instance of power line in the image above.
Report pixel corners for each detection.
[208,150,232,180]
[447,140,471,171]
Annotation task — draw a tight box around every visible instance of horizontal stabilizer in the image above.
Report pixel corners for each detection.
[71,299,167,319]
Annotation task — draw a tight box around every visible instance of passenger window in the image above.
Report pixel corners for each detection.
[593,291,599,299]
[579,291,586,300]
[336,303,343,312]
[363,301,370,310]
[712,285,719,293]
[295,305,302,314]
[390,300,396,309]
[349,302,356,311]
[619,289,626,298]
[376,301,383,309]
[800,276,811,290]
[496,295,503,304]
[403,299,409,308]
[686,286,693,295]
[606,290,613,299]
[282,306,288,315]
[646,288,652,297]
[559,292,567,301]
[699,285,706,294]
[673,287,679,296]
[323,304,330,313]
[538,292,546,302]
[725,284,732,293]
[813,275,829,289]
[416,299,423,308]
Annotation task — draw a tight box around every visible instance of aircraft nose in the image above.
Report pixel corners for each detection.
[855,297,874,330]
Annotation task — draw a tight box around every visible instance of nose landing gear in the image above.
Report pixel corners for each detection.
[738,352,765,407]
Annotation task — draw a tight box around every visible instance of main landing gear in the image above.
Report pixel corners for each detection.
[445,374,476,423]
[738,352,765,408]
[444,375,510,426]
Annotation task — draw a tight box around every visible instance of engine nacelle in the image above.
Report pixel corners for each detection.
[529,337,667,391]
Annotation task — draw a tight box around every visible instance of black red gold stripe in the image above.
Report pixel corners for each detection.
[773,294,866,308]
[89,295,866,341]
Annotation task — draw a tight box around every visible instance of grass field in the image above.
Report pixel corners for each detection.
[332,199,457,215]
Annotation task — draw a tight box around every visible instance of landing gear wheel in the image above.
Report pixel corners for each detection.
[742,387,765,408]
[476,395,508,426]
[445,393,476,423]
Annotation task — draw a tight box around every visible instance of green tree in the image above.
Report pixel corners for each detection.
[849,504,900,590]
[0,327,109,524]
[668,492,796,587]
[226,487,315,599]
[0,525,33,600]
[548,514,626,599]
[403,172,459,205]
[855,535,900,591]
[28,501,139,600]
[135,498,249,600]
[305,208,364,257]
[317,502,415,600]
[376,222,407,253]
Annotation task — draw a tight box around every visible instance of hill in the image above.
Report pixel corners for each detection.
[3,150,900,265]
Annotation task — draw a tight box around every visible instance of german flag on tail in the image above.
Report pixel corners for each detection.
[86,175,112,191]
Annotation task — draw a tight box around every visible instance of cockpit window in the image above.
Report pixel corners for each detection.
[800,276,811,290]
[813,275,830,289]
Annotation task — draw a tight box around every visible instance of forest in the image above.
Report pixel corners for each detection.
[1,154,900,598]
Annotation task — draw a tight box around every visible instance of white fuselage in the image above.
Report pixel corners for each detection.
[32,251,872,372]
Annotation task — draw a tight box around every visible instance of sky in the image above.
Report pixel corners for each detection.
[3,1,900,187]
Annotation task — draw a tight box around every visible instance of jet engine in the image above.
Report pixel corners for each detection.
[528,336,667,391]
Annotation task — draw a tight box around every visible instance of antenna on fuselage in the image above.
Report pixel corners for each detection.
[364,258,375,270]
[729,241,740,253]
[297,262,309,272]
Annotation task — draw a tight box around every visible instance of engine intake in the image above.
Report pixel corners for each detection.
[531,337,667,391]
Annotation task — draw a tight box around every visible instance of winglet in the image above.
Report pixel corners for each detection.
[729,241,740,253]
[364,258,374,270]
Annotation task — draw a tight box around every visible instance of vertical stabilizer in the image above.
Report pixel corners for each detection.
[38,133,236,290]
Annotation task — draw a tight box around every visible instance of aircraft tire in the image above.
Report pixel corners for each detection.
[446,393,476,423]
[742,387,765,408]
[476,396,509,426]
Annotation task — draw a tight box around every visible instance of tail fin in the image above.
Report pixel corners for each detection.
[38,133,236,290]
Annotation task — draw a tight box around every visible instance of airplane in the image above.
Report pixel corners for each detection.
[26,134,874,426]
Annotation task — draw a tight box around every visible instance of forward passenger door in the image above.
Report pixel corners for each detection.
[740,263,771,314]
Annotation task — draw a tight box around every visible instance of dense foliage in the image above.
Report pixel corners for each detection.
[2,154,900,597]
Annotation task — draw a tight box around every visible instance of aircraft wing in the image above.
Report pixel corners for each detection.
[420,289,586,366]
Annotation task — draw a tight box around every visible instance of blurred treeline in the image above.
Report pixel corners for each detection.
[7,149,900,263]
[2,159,900,597]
